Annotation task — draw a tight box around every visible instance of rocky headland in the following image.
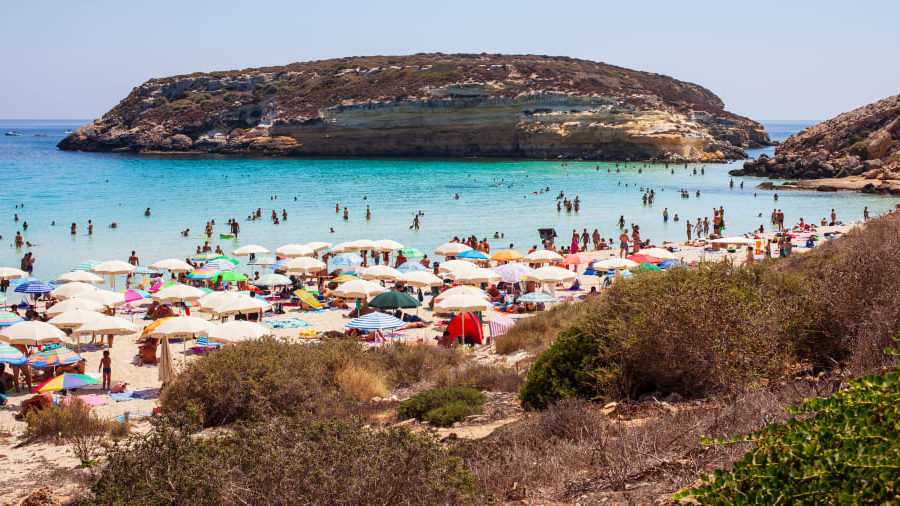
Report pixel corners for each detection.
[59,54,770,161]
[732,93,900,193]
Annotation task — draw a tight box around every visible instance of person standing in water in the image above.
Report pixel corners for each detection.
[343,207,349,220]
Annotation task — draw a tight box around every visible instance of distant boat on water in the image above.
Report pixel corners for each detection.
[64,129,74,134]
[5,131,23,136]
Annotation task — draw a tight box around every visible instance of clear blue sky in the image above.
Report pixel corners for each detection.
[2,0,897,121]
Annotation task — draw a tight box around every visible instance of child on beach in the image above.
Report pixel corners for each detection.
[99,350,111,391]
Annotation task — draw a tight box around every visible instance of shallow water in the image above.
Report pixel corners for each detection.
[0,119,895,285]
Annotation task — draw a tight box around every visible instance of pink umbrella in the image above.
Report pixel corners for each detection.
[563,253,591,265]
[121,289,150,303]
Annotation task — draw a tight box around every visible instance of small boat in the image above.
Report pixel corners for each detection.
[34,134,48,137]
[5,131,23,136]
[64,129,74,134]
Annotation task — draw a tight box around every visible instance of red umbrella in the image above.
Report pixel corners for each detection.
[626,254,663,264]
[562,253,591,265]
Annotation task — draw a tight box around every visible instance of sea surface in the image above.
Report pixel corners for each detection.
[1,119,896,287]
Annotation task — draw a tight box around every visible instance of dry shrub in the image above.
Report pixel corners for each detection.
[371,342,465,387]
[25,400,110,467]
[495,301,591,354]
[336,362,388,401]
[435,363,524,392]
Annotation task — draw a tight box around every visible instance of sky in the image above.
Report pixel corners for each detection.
[1,0,897,121]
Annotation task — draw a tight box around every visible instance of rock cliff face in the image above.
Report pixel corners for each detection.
[733,94,900,181]
[59,54,770,161]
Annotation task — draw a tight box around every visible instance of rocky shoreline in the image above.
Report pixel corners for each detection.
[59,54,771,161]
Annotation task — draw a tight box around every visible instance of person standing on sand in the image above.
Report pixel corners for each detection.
[592,229,601,250]
[619,232,629,258]
[864,207,869,221]
[99,350,111,391]
[686,221,692,242]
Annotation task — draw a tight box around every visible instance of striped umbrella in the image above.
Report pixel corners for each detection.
[293,289,322,310]
[399,247,425,258]
[0,311,24,327]
[121,289,151,303]
[253,274,292,286]
[72,260,101,272]
[211,256,239,265]
[0,293,5,304]
[27,347,83,368]
[187,268,219,280]
[332,274,358,282]
[517,292,559,303]
[493,263,533,283]
[488,314,516,339]
[191,252,220,262]
[141,317,173,339]
[9,277,37,285]
[331,253,364,267]
[131,266,154,275]
[204,259,236,271]
[0,343,26,365]
[267,259,289,271]
[345,311,405,331]
[14,280,55,294]
[33,372,100,393]
[397,261,427,273]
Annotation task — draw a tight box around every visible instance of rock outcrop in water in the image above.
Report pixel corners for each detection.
[59,54,770,161]
[733,94,900,188]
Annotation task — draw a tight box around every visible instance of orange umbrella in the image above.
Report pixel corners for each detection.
[563,253,591,265]
[490,249,524,262]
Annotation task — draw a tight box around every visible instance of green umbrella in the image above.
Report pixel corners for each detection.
[635,263,662,274]
[399,247,424,258]
[211,256,240,266]
[211,271,248,283]
[368,291,421,309]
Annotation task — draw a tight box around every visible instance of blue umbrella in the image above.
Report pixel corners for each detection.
[268,259,289,271]
[9,277,37,285]
[14,281,55,294]
[517,292,559,303]
[397,261,427,273]
[659,260,684,269]
[72,260,101,272]
[205,259,237,271]
[0,343,27,365]
[331,253,364,267]
[346,311,405,331]
[0,311,24,327]
[131,266,154,275]
[456,249,489,260]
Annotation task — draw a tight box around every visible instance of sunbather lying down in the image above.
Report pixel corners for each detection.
[14,393,53,420]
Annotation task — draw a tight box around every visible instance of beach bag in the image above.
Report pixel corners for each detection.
[110,381,128,393]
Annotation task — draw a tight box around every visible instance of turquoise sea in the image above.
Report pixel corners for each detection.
[1,119,896,284]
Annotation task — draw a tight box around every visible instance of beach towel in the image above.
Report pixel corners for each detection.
[110,389,135,402]
[116,411,152,423]
[131,387,160,399]
[263,318,312,329]
[66,394,107,407]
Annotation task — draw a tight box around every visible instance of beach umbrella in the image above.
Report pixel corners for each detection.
[276,244,314,258]
[198,291,243,310]
[374,239,403,252]
[293,289,323,310]
[434,286,490,302]
[268,259,288,271]
[71,260,100,272]
[0,267,28,281]
[490,249,524,262]
[191,252,221,262]
[525,266,577,284]
[563,253,592,265]
[634,263,662,274]
[202,321,271,344]
[92,260,136,289]
[56,271,104,284]
[247,256,277,266]
[47,309,103,329]
[14,280,55,294]
[78,289,127,307]
[121,289,151,303]
[333,279,386,299]
[397,271,443,287]
[625,254,662,265]
[397,261,427,273]
[517,292,559,303]
[523,249,564,264]
[456,249,490,261]
[131,266,154,275]
[368,291,421,310]
[346,312,405,331]
[209,296,271,316]
[330,253,364,267]
[399,247,424,258]
[9,277,37,285]
[73,315,139,336]
[488,314,516,340]
[149,258,194,273]
[154,283,206,303]
[33,373,99,393]
[493,263,533,283]
[46,298,103,316]
[593,258,639,270]
[710,236,757,245]
[435,242,472,257]
[253,274,292,286]
[450,266,501,284]
[151,316,213,339]
[0,344,26,365]
[347,239,379,251]
[187,268,220,280]
[281,257,326,274]
[140,317,172,340]
[360,265,401,281]
[233,244,271,256]
[27,347,82,368]
[204,259,237,271]
[0,311,24,327]
[304,241,333,252]
[438,259,478,273]
[332,274,358,282]
[329,242,355,254]
[1,321,66,346]
[434,294,493,313]
[210,271,248,283]
[659,260,684,269]
[636,248,676,260]
[158,336,175,384]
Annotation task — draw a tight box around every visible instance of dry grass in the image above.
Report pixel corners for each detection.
[336,362,389,401]
[435,363,525,392]
[494,301,591,354]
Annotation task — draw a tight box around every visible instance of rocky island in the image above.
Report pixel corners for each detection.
[59,54,770,161]
[733,93,900,193]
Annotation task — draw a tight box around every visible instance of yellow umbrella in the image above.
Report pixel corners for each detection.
[491,249,524,262]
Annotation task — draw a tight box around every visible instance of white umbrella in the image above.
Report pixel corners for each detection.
[360,265,401,281]
[197,291,244,311]
[0,267,28,281]
[209,296,271,316]
[333,279,387,299]
[0,321,66,346]
[374,239,403,252]
[434,293,493,313]
[50,282,98,299]
[593,258,639,270]
[526,266,577,283]
[202,321,271,344]
[151,316,213,339]
[153,283,206,303]
[275,244,313,258]
[524,249,564,263]
[438,259,478,273]
[435,242,472,257]
[434,286,490,302]
[47,309,103,329]
[450,266,501,284]
[56,271,104,284]
[347,239,379,251]
[149,258,194,273]
[710,236,758,245]
[329,242,355,254]
[305,241,333,252]
[281,257,326,274]
[78,289,127,307]
[73,315,139,336]
[397,271,443,287]
[636,248,676,260]
[233,244,271,256]
[92,260,136,289]
[46,298,104,316]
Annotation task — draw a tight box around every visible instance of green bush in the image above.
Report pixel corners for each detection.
[850,140,870,157]
[676,367,900,503]
[397,386,486,426]
[520,262,830,409]
[91,416,480,505]
[151,96,168,107]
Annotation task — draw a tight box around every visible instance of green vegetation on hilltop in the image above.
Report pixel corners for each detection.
[397,386,487,427]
